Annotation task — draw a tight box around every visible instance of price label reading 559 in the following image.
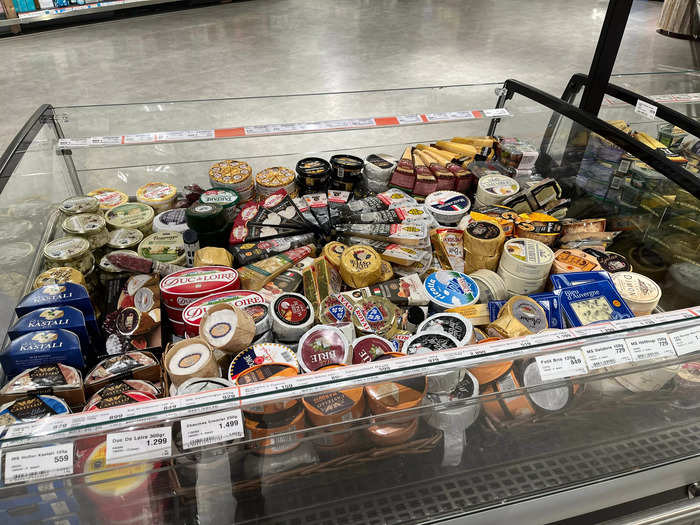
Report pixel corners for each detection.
[106,427,172,465]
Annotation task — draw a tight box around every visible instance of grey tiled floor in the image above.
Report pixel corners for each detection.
[0,0,698,154]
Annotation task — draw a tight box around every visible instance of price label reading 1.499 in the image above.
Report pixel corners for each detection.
[106,427,172,465]
[181,409,244,450]
[535,350,588,381]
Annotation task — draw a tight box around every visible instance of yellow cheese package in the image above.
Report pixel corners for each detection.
[339,245,384,288]
[431,228,464,272]
[514,212,561,246]
[194,247,233,267]
[239,244,316,290]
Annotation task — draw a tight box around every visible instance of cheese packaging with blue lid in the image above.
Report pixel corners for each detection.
[0,329,84,378]
[488,292,564,329]
[550,270,613,290]
[423,270,480,311]
[9,306,90,351]
[15,283,98,335]
[555,281,634,327]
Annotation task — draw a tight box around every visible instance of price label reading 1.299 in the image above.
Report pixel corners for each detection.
[106,427,172,465]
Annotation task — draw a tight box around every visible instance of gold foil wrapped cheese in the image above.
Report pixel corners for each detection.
[339,245,383,288]
[323,242,348,269]
[486,296,548,338]
[194,247,233,267]
[33,267,86,290]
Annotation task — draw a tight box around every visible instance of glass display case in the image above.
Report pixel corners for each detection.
[0,73,698,524]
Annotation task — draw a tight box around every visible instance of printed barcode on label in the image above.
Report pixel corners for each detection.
[582,340,633,370]
[625,333,676,362]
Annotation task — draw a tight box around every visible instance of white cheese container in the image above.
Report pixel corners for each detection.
[499,238,554,280]
[476,174,520,205]
[611,271,662,315]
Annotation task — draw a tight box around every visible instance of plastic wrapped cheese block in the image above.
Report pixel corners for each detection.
[0,394,70,426]
[1,363,82,395]
[85,352,158,387]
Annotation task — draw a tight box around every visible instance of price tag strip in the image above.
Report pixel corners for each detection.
[670,326,700,356]
[601,92,700,108]
[2,308,699,449]
[55,107,512,150]
[106,427,172,464]
[536,350,588,381]
[181,409,244,450]
[582,340,633,370]
[3,444,73,484]
[625,333,676,362]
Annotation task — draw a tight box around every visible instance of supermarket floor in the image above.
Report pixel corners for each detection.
[0,0,698,155]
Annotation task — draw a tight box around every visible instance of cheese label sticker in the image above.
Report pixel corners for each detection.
[366,306,384,323]
[275,295,310,325]
[329,304,348,322]
[625,333,676,362]
[535,350,588,381]
[581,340,633,370]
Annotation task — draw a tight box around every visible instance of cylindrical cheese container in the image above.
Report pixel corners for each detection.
[423,270,480,312]
[351,296,399,337]
[519,360,578,412]
[88,188,129,211]
[499,238,554,280]
[60,195,101,216]
[244,402,305,456]
[417,313,474,346]
[497,265,547,296]
[367,417,418,447]
[463,221,505,257]
[165,338,220,386]
[136,182,177,212]
[352,334,394,364]
[297,325,351,373]
[62,213,109,250]
[160,266,241,310]
[481,367,535,422]
[366,356,427,415]
[476,174,520,205]
[199,303,256,354]
[104,203,155,234]
[339,245,383,288]
[611,271,662,315]
[425,191,471,225]
[235,362,298,415]
[209,160,253,192]
[153,208,188,234]
[228,343,298,380]
[469,269,508,303]
[271,292,314,342]
[552,249,603,274]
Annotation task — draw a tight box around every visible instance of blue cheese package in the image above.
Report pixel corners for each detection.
[0,329,85,378]
[488,292,564,329]
[15,283,98,335]
[0,394,71,427]
[549,270,613,290]
[555,281,634,327]
[9,306,90,351]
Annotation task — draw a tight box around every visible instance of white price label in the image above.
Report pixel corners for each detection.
[483,108,510,117]
[396,114,422,124]
[106,427,172,464]
[625,333,676,362]
[635,99,657,120]
[669,327,700,356]
[3,444,73,484]
[581,340,633,370]
[181,409,244,450]
[535,350,588,381]
[123,133,156,144]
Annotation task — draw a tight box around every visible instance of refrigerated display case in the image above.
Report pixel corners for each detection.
[0,74,698,524]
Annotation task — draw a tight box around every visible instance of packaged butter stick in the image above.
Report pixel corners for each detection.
[304,193,331,233]
[230,232,316,266]
[239,244,317,290]
[333,223,427,246]
[431,228,465,272]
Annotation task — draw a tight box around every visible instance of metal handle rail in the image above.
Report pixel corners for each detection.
[488,78,700,200]
[600,496,700,525]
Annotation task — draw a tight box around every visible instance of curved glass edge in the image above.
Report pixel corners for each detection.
[0,308,697,452]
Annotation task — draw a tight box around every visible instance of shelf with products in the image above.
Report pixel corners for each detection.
[0,75,698,523]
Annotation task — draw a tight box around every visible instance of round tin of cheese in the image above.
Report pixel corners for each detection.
[200,303,256,354]
[228,342,298,380]
[417,313,474,345]
[323,242,348,269]
[105,203,155,234]
[500,238,554,280]
[404,332,460,355]
[106,228,143,249]
[177,377,234,395]
[365,354,427,415]
[136,182,177,212]
[244,402,305,455]
[60,195,100,216]
[62,213,109,250]
[255,167,297,196]
[182,289,263,335]
[84,390,157,411]
[339,245,383,288]
[297,325,350,372]
[296,157,332,192]
[160,266,241,309]
[469,269,508,303]
[303,365,365,425]
[164,337,220,387]
[611,271,662,315]
[138,231,185,265]
[487,296,548,338]
[425,191,471,224]
[552,249,602,274]
[87,188,129,210]
[352,334,393,364]
[521,360,577,412]
[44,237,93,274]
[209,160,253,190]
[186,202,227,233]
[200,187,239,213]
[33,266,86,289]
[153,208,188,234]
[319,294,353,324]
[464,220,505,257]
[496,265,547,296]
[271,292,314,342]
[235,362,299,415]
[367,417,418,447]
[244,303,271,335]
[476,174,520,205]
[351,296,398,336]
[423,270,480,311]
